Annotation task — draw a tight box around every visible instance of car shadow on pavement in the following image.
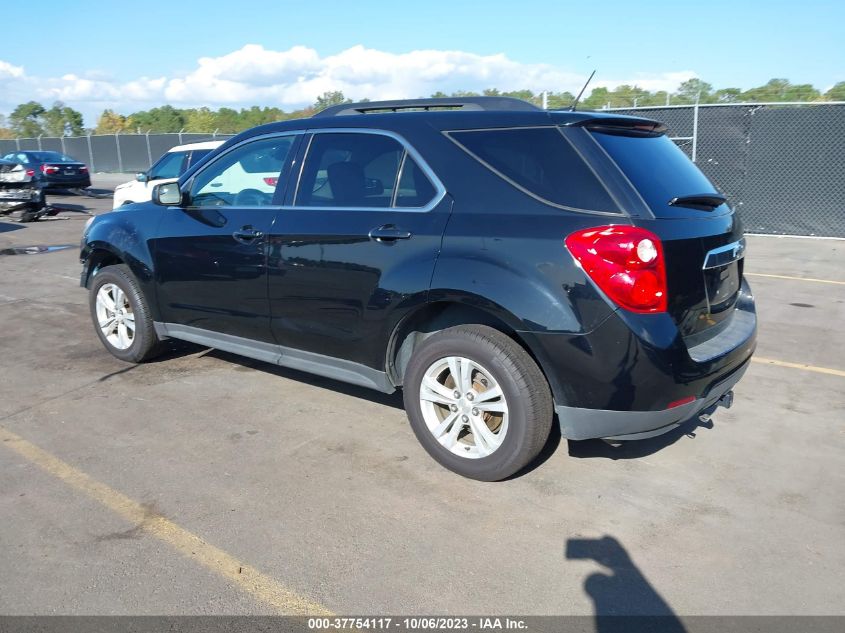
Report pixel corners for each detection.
[566,535,687,632]
[566,411,715,460]
[192,345,406,410]
[0,221,25,233]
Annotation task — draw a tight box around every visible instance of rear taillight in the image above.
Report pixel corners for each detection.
[79,165,88,173]
[41,165,59,175]
[263,177,278,186]
[565,225,668,313]
[26,169,35,177]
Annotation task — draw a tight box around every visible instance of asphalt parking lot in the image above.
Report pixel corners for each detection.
[1,179,843,617]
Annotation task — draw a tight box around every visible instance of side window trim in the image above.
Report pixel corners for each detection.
[286,127,445,213]
[181,131,303,208]
[390,150,409,208]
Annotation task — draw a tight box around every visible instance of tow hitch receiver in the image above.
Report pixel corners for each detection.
[700,390,734,422]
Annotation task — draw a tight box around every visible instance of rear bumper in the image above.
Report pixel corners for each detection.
[521,278,757,441]
[43,176,91,190]
[554,358,749,440]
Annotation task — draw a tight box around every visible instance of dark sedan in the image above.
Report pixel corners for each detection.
[1,151,91,190]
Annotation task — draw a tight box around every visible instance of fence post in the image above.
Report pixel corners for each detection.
[61,135,67,155]
[178,127,184,144]
[37,135,43,150]
[212,128,219,139]
[542,91,548,110]
[15,138,20,151]
[691,94,700,163]
[115,133,123,173]
[145,130,152,167]
[87,133,96,173]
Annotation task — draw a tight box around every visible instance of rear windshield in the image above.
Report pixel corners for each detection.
[591,132,724,217]
[28,151,77,163]
[448,127,620,213]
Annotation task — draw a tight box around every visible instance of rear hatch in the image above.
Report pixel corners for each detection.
[588,124,745,341]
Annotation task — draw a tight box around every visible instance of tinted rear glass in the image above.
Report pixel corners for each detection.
[448,127,619,213]
[28,151,77,163]
[592,132,724,217]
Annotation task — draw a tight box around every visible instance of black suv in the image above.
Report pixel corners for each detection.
[80,97,756,480]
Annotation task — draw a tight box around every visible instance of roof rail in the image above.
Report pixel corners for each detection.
[312,96,541,117]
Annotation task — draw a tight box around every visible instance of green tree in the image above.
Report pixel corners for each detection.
[184,107,218,132]
[674,79,714,104]
[314,91,350,112]
[42,101,84,136]
[545,91,576,109]
[824,82,845,101]
[741,78,820,102]
[9,101,46,137]
[95,109,132,134]
[0,114,13,140]
[127,105,186,132]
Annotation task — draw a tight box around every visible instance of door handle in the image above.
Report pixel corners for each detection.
[232,226,264,243]
[368,225,412,242]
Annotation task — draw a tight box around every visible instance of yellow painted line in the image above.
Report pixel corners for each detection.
[0,424,332,615]
[745,272,845,285]
[752,356,845,378]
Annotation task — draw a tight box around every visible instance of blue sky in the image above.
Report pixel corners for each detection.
[0,0,841,125]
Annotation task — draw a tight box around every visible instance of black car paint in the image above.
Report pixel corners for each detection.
[81,107,756,440]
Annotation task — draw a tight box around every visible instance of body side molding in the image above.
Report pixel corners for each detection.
[154,323,396,394]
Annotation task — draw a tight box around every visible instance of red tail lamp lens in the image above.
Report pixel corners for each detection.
[566,225,668,313]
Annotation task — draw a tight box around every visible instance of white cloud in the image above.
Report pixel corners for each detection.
[0,45,698,125]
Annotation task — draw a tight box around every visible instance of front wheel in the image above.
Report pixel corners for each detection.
[403,325,553,481]
[88,264,164,363]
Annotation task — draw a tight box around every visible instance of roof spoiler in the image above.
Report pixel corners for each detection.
[313,97,542,117]
[569,117,668,136]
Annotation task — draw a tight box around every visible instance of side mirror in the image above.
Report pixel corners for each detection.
[135,172,148,183]
[152,182,183,206]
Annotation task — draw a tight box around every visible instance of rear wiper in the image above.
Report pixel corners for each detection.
[668,193,727,211]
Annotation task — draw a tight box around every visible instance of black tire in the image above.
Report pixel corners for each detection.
[88,264,165,363]
[403,325,553,481]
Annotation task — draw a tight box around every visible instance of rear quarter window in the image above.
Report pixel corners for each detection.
[447,127,620,213]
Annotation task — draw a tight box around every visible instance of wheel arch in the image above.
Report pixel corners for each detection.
[81,245,125,288]
[387,299,551,392]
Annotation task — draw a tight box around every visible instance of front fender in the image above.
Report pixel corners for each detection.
[80,207,162,318]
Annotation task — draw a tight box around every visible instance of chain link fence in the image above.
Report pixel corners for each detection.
[1,103,843,236]
[0,133,234,174]
[610,102,845,237]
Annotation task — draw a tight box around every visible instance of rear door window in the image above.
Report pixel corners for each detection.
[592,131,725,217]
[448,127,619,213]
[295,133,403,208]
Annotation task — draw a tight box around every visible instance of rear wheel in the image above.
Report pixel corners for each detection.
[88,264,164,363]
[403,325,553,481]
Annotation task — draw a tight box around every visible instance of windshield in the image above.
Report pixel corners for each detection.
[592,131,727,217]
